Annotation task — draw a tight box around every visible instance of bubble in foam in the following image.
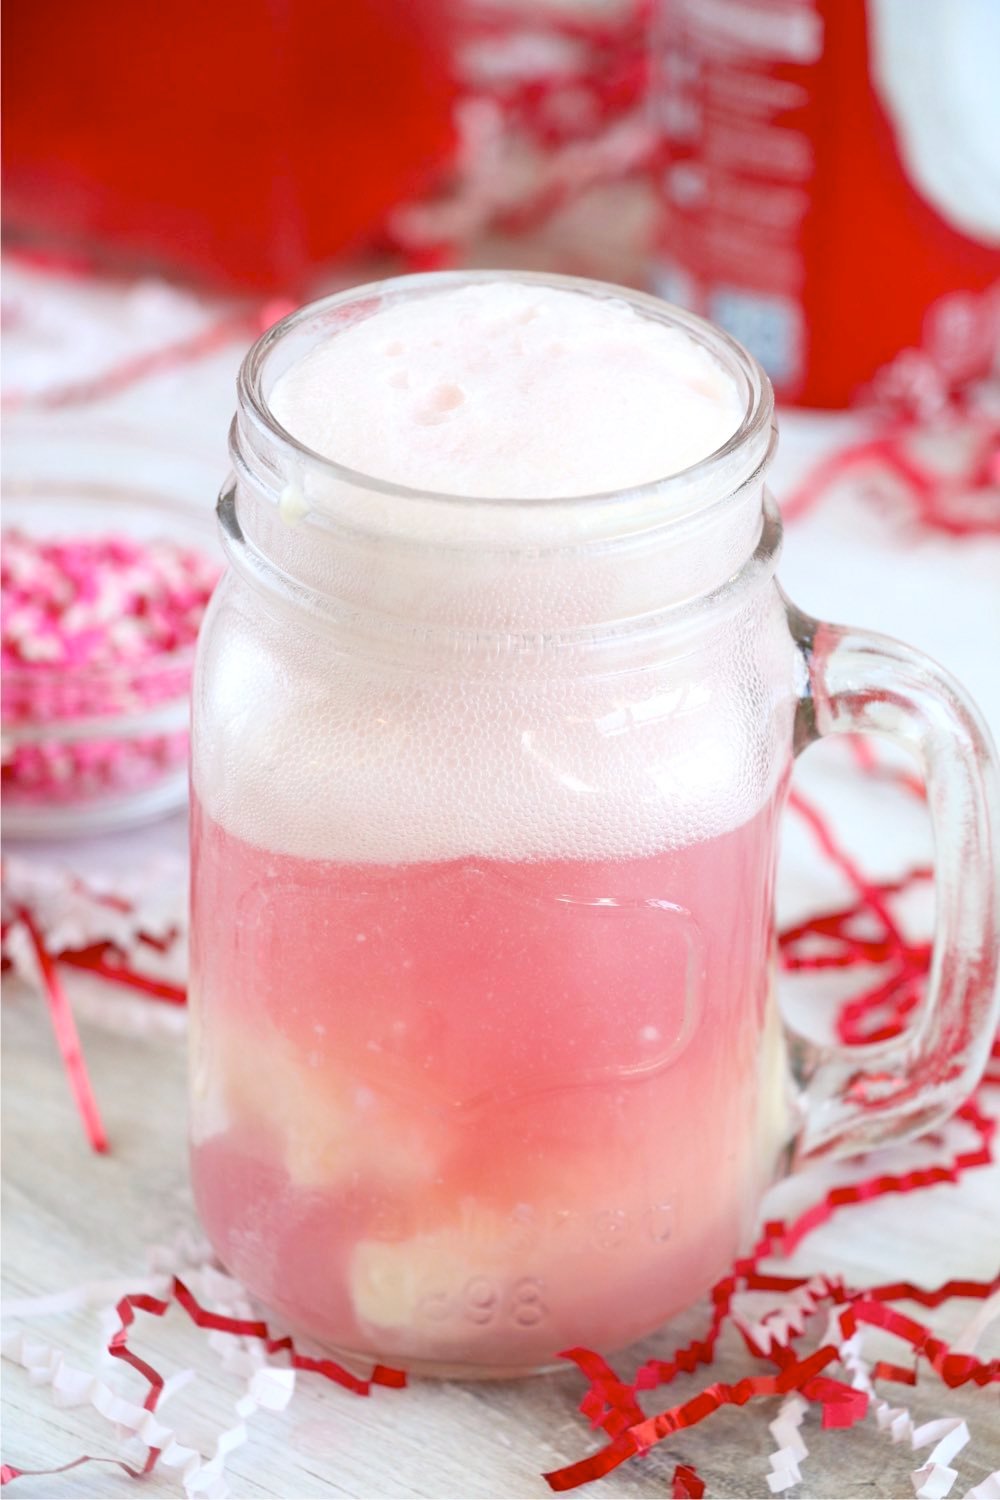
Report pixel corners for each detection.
[269,281,743,499]
[196,581,794,865]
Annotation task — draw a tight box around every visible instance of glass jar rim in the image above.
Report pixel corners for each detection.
[236,268,775,517]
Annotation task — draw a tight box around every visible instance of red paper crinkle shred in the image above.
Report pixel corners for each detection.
[97,1277,407,1483]
[16,904,109,1153]
[544,1267,998,1491]
[111,1276,405,1407]
[782,407,1000,539]
[671,1463,706,1499]
[0,1273,407,1489]
[539,780,999,1493]
[2,292,294,413]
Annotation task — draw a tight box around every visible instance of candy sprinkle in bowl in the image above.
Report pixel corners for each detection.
[2,424,220,838]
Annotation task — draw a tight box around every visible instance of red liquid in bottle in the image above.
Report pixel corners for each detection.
[3,0,455,290]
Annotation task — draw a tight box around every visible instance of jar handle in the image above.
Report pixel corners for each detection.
[787,605,1000,1162]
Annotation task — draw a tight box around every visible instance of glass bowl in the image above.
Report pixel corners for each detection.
[2,423,220,838]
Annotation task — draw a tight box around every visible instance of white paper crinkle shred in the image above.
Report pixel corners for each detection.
[2,853,187,969]
[1,1235,296,1499]
[745,1283,992,1500]
[965,1473,1000,1499]
[839,1325,972,1500]
[3,853,188,1036]
[1,262,216,401]
[732,1274,835,1354]
[766,1393,810,1493]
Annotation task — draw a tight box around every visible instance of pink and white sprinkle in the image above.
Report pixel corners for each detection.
[1,528,218,809]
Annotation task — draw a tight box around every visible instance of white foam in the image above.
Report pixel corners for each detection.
[195,585,795,862]
[199,281,786,863]
[269,282,742,499]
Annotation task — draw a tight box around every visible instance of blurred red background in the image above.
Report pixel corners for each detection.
[3,0,997,410]
[2,0,456,291]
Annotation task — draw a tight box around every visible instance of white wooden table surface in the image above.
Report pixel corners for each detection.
[3,265,999,1498]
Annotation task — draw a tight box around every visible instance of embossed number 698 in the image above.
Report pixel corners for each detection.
[417,1277,548,1328]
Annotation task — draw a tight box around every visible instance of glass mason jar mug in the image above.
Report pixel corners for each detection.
[190,272,999,1378]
